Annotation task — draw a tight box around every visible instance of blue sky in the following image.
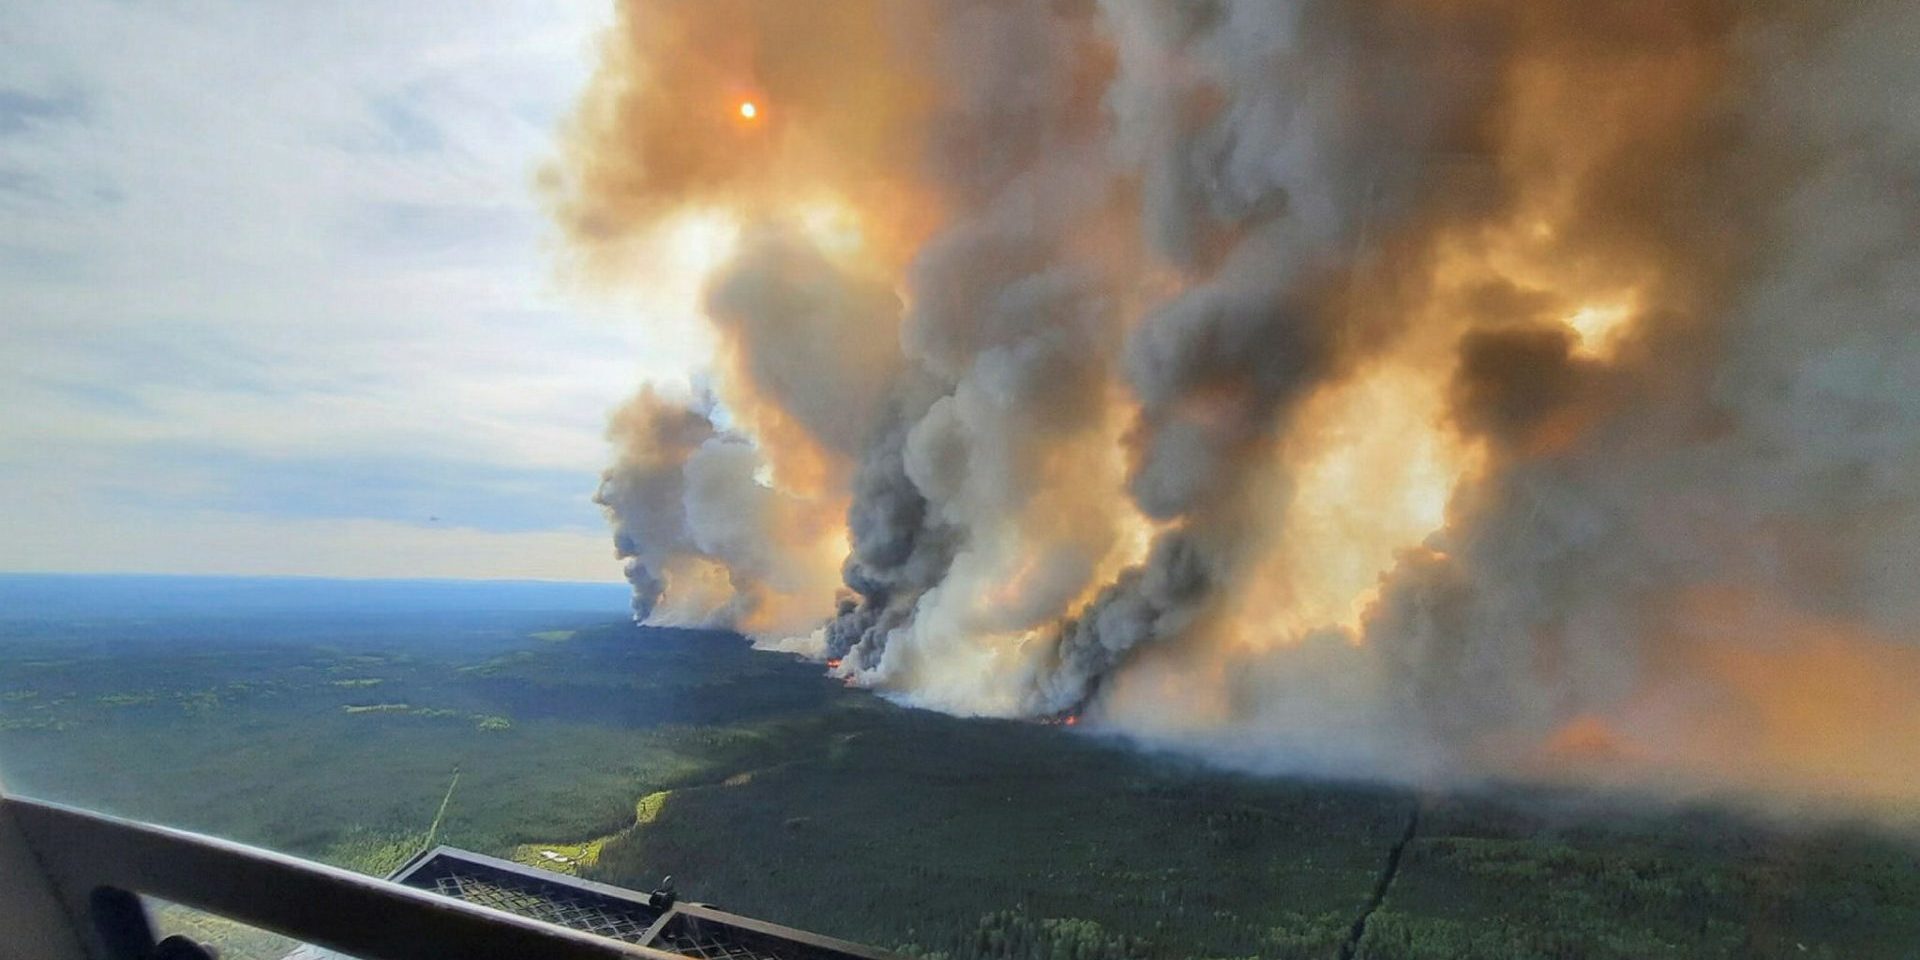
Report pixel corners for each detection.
[0,1,713,581]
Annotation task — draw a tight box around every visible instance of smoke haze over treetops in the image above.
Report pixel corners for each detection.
[546,0,1920,807]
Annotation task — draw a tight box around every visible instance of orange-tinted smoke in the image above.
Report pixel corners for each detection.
[557,0,1920,813]
[547,0,940,276]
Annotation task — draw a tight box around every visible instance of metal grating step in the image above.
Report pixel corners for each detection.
[400,855,663,944]
[387,847,893,960]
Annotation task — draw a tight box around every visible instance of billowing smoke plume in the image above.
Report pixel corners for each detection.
[594,385,847,634]
[553,0,1920,807]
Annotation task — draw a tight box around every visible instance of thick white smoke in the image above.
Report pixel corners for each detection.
[556,0,1920,807]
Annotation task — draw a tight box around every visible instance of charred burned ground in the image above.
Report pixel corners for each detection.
[3,577,1919,960]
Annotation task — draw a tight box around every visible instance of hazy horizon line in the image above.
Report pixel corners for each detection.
[0,570,627,586]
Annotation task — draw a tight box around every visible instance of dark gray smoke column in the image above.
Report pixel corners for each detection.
[817,0,1146,715]
[595,390,720,622]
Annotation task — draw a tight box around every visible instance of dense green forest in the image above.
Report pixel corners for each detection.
[3,581,1919,959]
